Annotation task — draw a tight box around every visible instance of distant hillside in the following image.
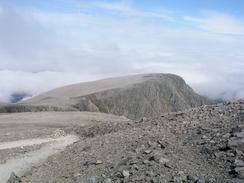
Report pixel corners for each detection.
[20,73,209,119]
[10,92,31,103]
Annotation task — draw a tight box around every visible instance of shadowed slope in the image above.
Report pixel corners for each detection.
[22,73,208,119]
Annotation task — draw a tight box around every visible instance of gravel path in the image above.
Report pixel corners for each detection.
[0,137,60,150]
[0,111,128,183]
[0,134,79,183]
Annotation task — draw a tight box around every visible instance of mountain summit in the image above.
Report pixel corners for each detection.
[22,73,208,119]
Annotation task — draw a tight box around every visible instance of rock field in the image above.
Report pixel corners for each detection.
[13,100,244,183]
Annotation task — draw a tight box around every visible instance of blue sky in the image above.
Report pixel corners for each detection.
[8,0,244,17]
[0,0,244,101]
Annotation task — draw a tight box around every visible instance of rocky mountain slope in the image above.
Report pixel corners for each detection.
[21,73,208,119]
[16,100,244,183]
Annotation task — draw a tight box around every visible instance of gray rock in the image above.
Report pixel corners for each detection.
[139,117,147,123]
[226,178,244,183]
[145,171,154,177]
[158,157,170,165]
[228,139,244,147]
[104,178,112,183]
[172,171,187,183]
[235,166,244,172]
[87,176,97,183]
[235,167,244,178]
[234,159,244,167]
[122,170,130,178]
[235,132,244,138]
[164,160,175,169]
[197,176,206,183]
[207,177,216,183]
[7,172,22,183]
[215,152,225,159]
[226,152,235,157]
[135,144,146,154]
[144,149,152,154]
[187,175,198,182]
[95,160,103,165]
[143,159,154,166]
[223,133,231,138]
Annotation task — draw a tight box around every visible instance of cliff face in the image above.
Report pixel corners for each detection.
[71,74,208,119]
[20,73,208,119]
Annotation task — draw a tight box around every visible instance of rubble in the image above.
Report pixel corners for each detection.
[20,101,244,183]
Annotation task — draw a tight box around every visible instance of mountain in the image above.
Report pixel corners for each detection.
[22,73,209,119]
[10,92,31,103]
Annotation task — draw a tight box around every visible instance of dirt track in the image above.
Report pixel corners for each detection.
[0,102,243,183]
[0,112,129,183]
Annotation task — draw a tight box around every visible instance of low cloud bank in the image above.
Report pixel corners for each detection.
[0,3,243,103]
[192,74,244,101]
[0,70,243,103]
[0,70,100,102]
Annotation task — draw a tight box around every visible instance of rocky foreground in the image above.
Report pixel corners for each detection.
[9,100,244,183]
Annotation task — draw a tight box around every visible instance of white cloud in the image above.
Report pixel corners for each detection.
[192,72,244,100]
[88,1,173,21]
[183,11,244,35]
[0,2,244,102]
[30,10,94,28]
[0,70,101,102]
[0,5,3,15]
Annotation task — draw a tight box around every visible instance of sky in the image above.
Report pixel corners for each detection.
[0,0,244,102]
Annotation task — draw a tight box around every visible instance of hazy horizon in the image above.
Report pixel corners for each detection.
[0,0,244,102]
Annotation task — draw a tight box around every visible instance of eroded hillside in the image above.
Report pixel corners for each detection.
[17,74,209,119]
